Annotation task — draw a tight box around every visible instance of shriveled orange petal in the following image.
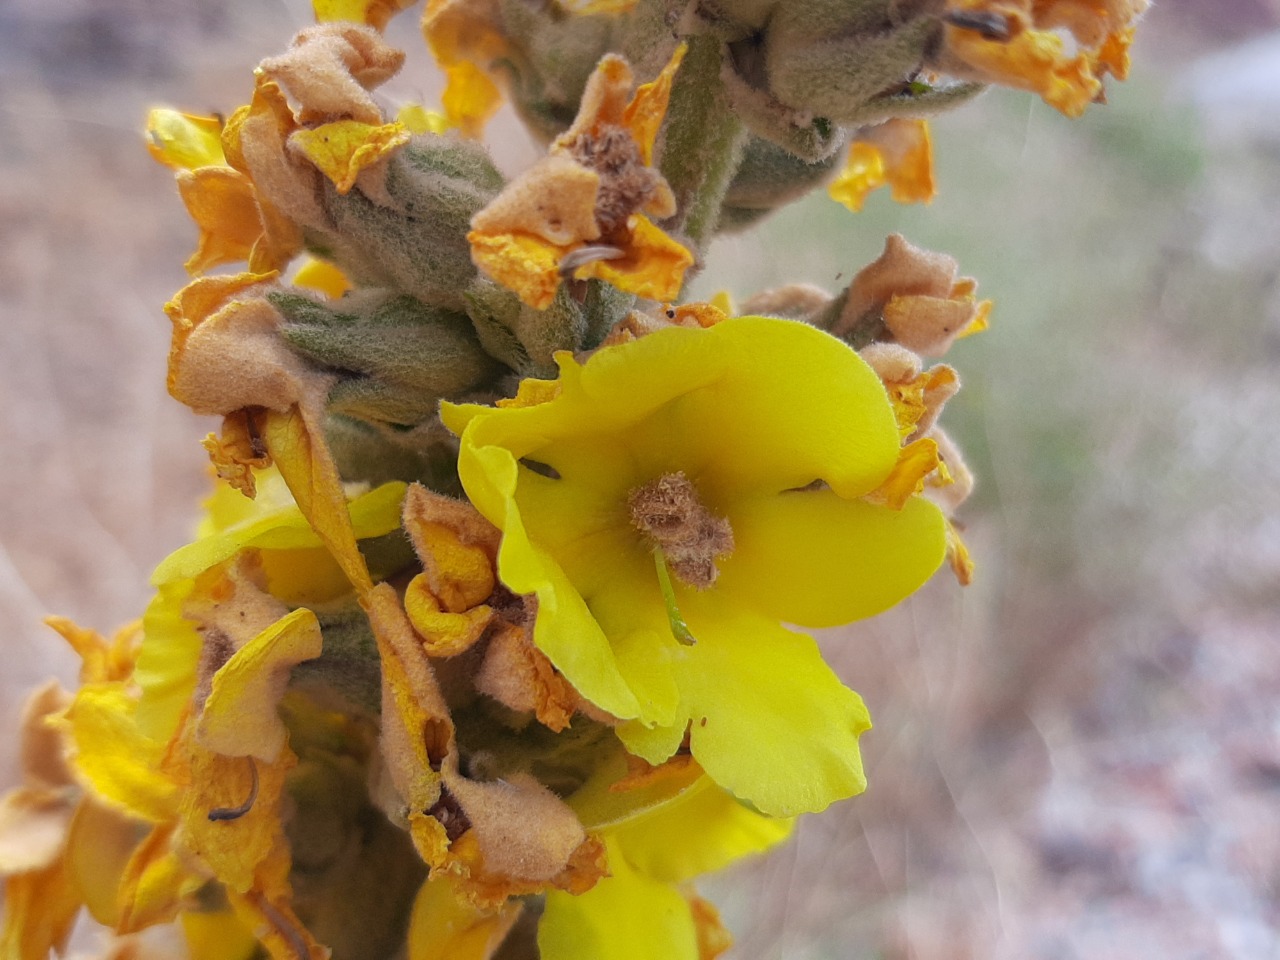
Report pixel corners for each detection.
[882,119,935,205]
[870,437,943,510]
[176,166,264,274]
[572,215,693,303]
[468,230,565,311]
[622,44,686,165]
[945,24,1101,118]
[203,409,272,499]
[945,518,976,585]
[1,859,81,960]
[404,575,495,657]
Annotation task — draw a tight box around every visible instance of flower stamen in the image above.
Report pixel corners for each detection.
[628,472,734,589]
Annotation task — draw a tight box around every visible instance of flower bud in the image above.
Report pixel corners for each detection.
[272,289,505,428]
[319,135,506,311]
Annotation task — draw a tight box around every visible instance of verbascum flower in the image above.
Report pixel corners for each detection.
[937,0,1147,117]
[822,233,992,355]
[828,119,936,214]
[468,48,693,310]
[442,316,948,816]
[146,109,301,275]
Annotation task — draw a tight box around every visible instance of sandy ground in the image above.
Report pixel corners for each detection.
[3,1,1280,957]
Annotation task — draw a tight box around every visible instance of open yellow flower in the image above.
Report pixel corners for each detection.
[442,317,947,816]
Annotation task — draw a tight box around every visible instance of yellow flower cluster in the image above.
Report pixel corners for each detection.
[1,0,1145,957]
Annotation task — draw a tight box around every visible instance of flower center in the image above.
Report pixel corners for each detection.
[627,472,734,589]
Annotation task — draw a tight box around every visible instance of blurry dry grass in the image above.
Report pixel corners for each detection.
[3,1,1280,957]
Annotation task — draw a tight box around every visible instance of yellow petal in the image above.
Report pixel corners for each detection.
[180,747,295,896]
[870,436,943,510]
[146,109,226,170]
[404,575,494,657]
[827,142,886,213]
[1,860,81,960]
[539,839,698,960]
[262,404,375,595]
[196,608,324,763]
[572,214,693,304]
[59,684,178,823]
[398,103,451,136]
[621,44,686,165]
[468,229,567,311]
[407,874,522,960]
[64,799,140,927]
[442,61,503,138]
[176,166,265,274]
[181,909,261,960]
[716,488,945,629]
[292,257,352,299]
[616,605,873,817]
[945,23,1102,118]
[114,823,188,933]
[312,0,417,30]
[290,119,411,194]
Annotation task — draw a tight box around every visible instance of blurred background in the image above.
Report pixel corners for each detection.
[2,0,1279,956]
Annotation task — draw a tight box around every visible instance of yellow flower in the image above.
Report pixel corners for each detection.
[829,119,935,214]
[134,468,407,742]
[422,0,507,137]
[442,317,947,816]
[468,48,693,310]
[939,0,1147,117]
[146,110,276,274]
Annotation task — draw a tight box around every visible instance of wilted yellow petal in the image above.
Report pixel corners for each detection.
[1,860,81,960]
[398,103,451,135]
[263,404,374,595]
[870,437,942,510]
[442,61,502,138]
[181,909,260,960]
[64,799,139,927]
[146,110,226,171]
[176,166,265,274]
[290,119,411,194]
[404,575,494,657]
[828,142,886,213]
[181,747,295,897]
[622,44,686,165]
[468,230,565,311]
[945,23,1101,118]
[196,607,323,763]
[115,823,188,933]
[59,685,178,823]
[573,214,693,302]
